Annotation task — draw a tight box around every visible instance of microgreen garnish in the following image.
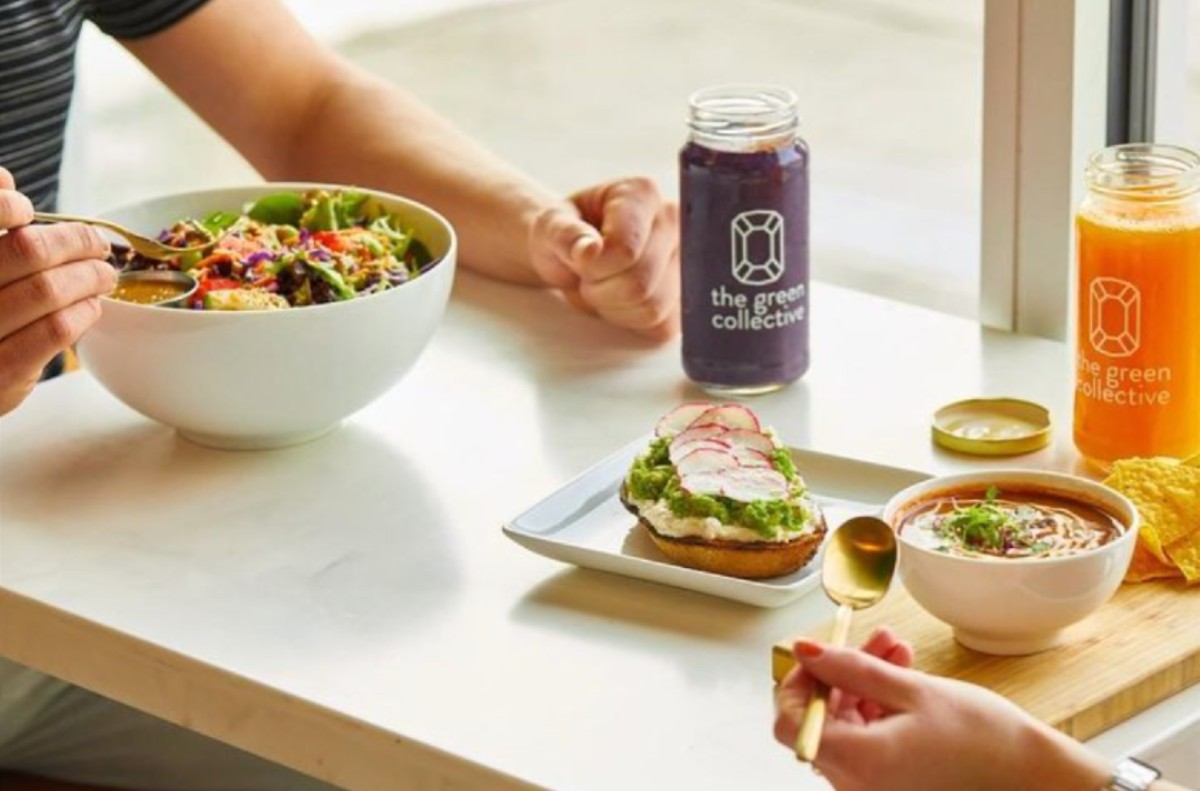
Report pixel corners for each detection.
[935,486,1055,555]
[940,497,1010,551]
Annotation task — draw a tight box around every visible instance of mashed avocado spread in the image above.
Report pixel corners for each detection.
[626,438,810,539]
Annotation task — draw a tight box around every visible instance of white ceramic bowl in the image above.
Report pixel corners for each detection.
[78,184,456,449]
[882,470,1139,655]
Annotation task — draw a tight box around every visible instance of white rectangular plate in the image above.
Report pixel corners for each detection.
[503,436,930,608]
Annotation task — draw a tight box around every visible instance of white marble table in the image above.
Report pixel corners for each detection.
[1,277,1195,791]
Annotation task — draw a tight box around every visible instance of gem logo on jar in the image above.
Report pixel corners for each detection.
[1088,277,1141,358]
[731,210,785,286]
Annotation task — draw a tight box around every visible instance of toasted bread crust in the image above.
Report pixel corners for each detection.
[619,485,827,579]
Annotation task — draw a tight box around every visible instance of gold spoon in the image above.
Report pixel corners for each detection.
[32,211,210,261]
[795,515,897,763]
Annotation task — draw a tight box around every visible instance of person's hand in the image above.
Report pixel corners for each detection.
[0,167,115,416]
[528,177,679,342]
[773,628,1112,791]
[775,627,915,738]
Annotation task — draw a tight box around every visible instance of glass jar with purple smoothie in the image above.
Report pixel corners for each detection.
[680,84,809,394]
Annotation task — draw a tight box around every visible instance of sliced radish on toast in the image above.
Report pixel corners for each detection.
[669,424,729,450]
[655,403,715,437]
[669,438,731,464]
[676,447,740,476]
[720,468,790,502]
[720,429,776,455]
[679,471,727,498]
[689,404,760,432]
[731,446,772,468]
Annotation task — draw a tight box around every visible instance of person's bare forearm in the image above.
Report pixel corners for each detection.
[265,65,561,285]
[1025,722,1194,791]
[123,0,681,339]
[1017,716,1111,790]
[123,0,563,286]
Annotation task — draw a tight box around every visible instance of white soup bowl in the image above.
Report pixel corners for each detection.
[882,470,1139,655]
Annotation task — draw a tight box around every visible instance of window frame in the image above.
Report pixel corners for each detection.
[1107,0,1158,145]
[1105,0,1192,145]
[979,0,1110,341]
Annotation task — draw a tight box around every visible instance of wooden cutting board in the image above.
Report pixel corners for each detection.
[772,581,1200,741]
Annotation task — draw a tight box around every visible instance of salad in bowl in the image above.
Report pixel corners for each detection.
[110,189,435,310]
[79,183,456,449]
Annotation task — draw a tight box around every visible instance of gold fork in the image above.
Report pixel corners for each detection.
[32,211,211,261]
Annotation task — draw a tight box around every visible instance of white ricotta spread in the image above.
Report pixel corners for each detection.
[630,495,817,544]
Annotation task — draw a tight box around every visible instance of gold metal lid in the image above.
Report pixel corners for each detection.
[932,398,1052,457]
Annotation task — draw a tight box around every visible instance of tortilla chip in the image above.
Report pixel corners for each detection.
[1104,456,1200,584]
[1126,539,1184,583]
[1139,522,1171,564]
[1165,538,1200,584]
[1105,458,1200,548]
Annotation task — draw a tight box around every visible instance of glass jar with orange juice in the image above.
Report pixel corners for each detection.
[1075,144,1200,468]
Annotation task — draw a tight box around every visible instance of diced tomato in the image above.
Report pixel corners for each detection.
[312,231,346,252]
[199,277,240,291]
[190,277,241,308]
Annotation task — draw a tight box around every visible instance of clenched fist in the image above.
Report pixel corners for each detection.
[529,177,680,342]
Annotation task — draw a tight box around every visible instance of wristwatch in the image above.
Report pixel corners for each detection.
[1106,757,1161,791]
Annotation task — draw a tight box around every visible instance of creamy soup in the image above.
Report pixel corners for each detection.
[896,486,1123,559]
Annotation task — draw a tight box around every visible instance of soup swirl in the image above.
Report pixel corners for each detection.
[897,486,1123,559]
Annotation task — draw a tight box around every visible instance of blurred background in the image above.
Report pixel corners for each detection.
[64,0,1200,320]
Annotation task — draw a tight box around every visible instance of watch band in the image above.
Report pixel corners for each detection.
[1107,757,1161,791]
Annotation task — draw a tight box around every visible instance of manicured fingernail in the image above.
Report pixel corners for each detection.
[793,640,823,659]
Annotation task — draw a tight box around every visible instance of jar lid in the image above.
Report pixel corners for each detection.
[931,398,1052,456]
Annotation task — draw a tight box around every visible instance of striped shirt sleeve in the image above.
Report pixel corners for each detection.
[81,0,213,40]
